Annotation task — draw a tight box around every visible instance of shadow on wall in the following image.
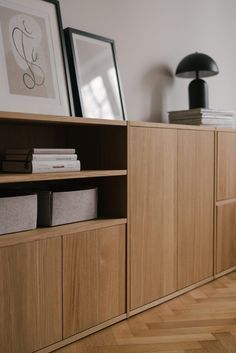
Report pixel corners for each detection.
[142,64,174,122]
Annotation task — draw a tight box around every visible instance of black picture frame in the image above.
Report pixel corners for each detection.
[0,0,72,116]
[64,28,126,120]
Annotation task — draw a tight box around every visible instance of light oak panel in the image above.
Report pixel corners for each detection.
[217,131,236,200]
[0,218,127,248]
[177,130,214,289]
[216,202,236,273]
[129,127,177,310]
[63,224,126,338]
[0,238,62,353]
[0,110,127,126]
[0,170,127,184]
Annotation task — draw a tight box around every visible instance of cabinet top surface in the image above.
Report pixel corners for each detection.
[128,121,218,131]
[2,111,236,132]
[0,111,127,126]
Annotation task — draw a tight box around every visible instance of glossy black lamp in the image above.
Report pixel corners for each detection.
[175,52,219,109]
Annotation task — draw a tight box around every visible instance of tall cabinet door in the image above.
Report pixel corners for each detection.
[0,238,62,353]
[216,131,236,274]
[129,126,177,310]
[177,130,214,289]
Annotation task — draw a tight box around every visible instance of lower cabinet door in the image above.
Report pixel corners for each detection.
[216,202,236,274]
[0,238,62,353]
[63,224,126,338]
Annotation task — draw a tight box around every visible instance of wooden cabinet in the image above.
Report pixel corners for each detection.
[0,238,62,353]
[129,126,178,310]
[177,130,214,288]
[1,111,235,351]
[0,112,127,352]
[63,224,126,337]
[216,202,236,273]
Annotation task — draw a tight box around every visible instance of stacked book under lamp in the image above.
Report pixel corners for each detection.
[168,108,235,127]
[2,148,81,173]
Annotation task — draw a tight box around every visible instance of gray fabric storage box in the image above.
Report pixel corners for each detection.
[0,194,37,235]
[37,188,98,226]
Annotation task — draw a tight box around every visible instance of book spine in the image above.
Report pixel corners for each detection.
[31,160,81,173]
[33,148,76,154]
[5,154,78,161]
[6,148,76,155]
[32,154,78,161]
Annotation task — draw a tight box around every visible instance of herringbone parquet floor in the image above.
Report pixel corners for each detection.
[56,272,236,353]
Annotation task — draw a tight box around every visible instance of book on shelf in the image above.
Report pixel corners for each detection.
[170,118,235,125]
[6,148,76,155]
[171,121,235,127]
[2,160,81,173]
[5,154,78,161]
[168,108,235,127]
[168,108,235,118]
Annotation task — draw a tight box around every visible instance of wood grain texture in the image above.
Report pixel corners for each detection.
[52,272,236,353]
[0,218,127,248]
[0,111,127,126]
[128,121,216,131]
[0,170,127,184]
[177,130,214,289]
[217,131,236,200]
[0,238,62,353]
[63,224,126,338]
[216,202,236,273]
[129,127,178,310]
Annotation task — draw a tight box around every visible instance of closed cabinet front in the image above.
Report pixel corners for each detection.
[129,126,215,311]
[216,202,236,273]
[129,127,178,310]
[216,131,236,274]
[0,238,62,353]
[217,131,236,200]
[63,224,126,337]
[177,130,214,288]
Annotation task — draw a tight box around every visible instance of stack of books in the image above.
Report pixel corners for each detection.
[168,108,235,127]
[2,148,81,173]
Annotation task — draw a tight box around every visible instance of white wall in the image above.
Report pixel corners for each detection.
[60,0,236,122]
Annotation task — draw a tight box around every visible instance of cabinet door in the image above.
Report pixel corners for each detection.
[0,238,62,353]
[129,127,177,310]
[63,224,126,338]
[217,132,236,200]
[216,202,236,273]
[177,130,214,289]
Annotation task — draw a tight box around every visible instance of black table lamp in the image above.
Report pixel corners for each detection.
[175,52,219,109]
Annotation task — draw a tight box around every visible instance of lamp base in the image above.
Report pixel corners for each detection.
[188,78,208,109]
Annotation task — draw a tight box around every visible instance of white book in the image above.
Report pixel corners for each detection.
[5,154,78,161]
[169,108,235,118]
[169,114,234,121]
[6,148,76,155]
[2,160,81,173]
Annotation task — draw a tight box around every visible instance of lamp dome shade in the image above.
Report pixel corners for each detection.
[175,52,219,78]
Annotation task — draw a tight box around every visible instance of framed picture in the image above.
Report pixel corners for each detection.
[0,0,71,116]
[64,28,126,120]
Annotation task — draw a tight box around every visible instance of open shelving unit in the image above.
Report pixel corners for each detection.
[0,111,128,353]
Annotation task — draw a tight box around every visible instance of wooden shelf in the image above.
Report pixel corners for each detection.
[0,170,127,184]
[128,121,216,131]
[0,218,127,248]
[0,111,127,126]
